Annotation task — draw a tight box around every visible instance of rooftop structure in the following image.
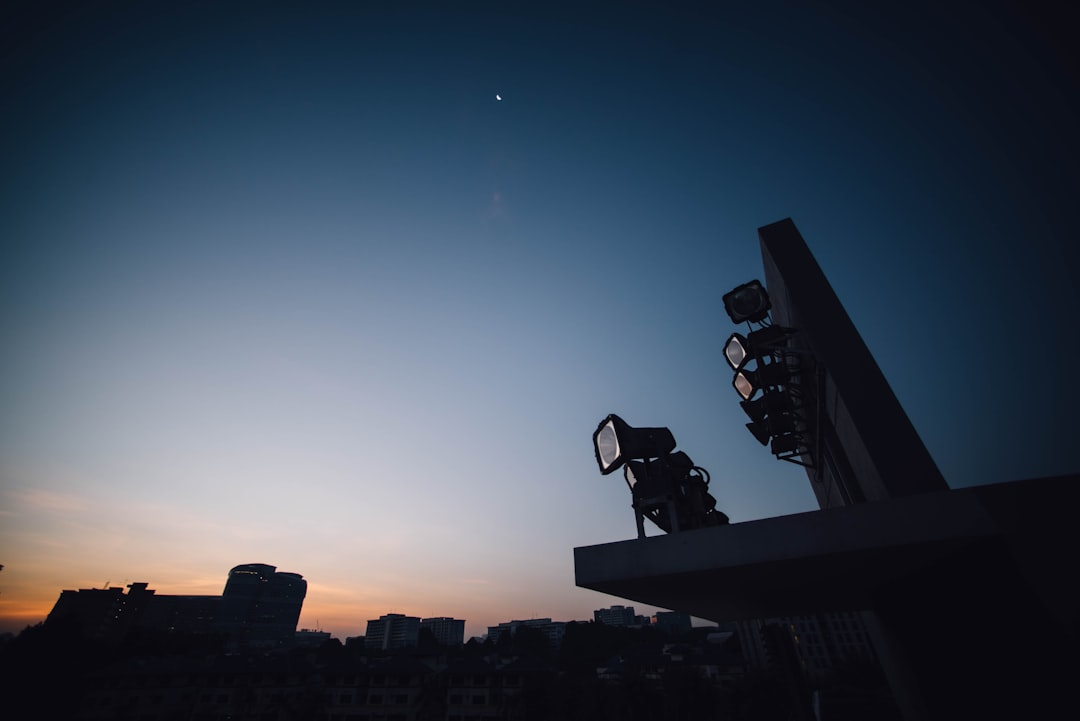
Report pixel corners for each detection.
[575,220,1077,721]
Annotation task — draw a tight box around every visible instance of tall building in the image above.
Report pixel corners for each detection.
[594,604,636,626]
[365,613,421,649]
[420,616,465,646]
[214,563,308,649]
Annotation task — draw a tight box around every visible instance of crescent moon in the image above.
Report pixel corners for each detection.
[496,94,502,101]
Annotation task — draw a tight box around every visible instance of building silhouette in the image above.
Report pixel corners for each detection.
[46,581,157,643]
[361,614,467,649]
[593,604,637,626]
[420,616,466,646]
[43,563,306,649]
[365,613,421,650]
[214,563,307,649]
[486,618,566,648]
[138,589,221,635]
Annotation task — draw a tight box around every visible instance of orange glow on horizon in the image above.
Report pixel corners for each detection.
[0,602,53,634]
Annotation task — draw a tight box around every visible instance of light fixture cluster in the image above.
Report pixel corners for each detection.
[592,414,729,538]
[722,280,814,466]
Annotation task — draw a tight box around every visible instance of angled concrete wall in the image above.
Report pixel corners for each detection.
[759,218,948,507]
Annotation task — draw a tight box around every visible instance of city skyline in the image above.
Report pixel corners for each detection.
[2,2,1077,643]
[38,570,679,643]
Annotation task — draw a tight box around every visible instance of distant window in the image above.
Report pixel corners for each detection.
[450,695,463,704]
[472,695,485,705]
[369,694,382,705]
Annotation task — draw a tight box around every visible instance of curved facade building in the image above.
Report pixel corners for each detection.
[215,563,307,648]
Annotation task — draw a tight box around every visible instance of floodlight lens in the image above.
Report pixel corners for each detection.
[596,420,621,472]
[724,334,749,371]
[734,371,755,400]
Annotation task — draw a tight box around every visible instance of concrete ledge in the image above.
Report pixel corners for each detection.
[574,474,1078,624]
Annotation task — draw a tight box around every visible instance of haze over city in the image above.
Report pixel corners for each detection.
[2,1,1076,641]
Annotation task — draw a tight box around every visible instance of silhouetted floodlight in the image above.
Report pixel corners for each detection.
[619,451,724,536]
[622,456,678,534]
[733,361,792,401]
[724,325,799,371]
[623,460,646,490]
[592,414,676,475]
[739,392,794,424]
[771,435,802,455]
[722,280,771,324]
[623,451,693,494]
[724,333,750,371]
[746,414,798,446]
[589,416,728,536]
[746,423,772,446]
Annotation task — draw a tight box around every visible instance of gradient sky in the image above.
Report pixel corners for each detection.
[2,1,1077,641]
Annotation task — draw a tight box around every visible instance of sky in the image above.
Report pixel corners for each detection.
[1,1,1077,641]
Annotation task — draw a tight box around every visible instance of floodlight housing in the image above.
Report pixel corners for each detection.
[739,392,794,423]
[592,414,676,475]
[746,422,772,446]
[733,361,792,401]
[725,326,798,372]
[746,414,798,446]
[623,451,716,535]
[623,451,695,489]
[771,435,803,455]
[723,279,772,324]
[623,459,666,494]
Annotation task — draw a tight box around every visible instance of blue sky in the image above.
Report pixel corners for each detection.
[2,1,1076,640]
